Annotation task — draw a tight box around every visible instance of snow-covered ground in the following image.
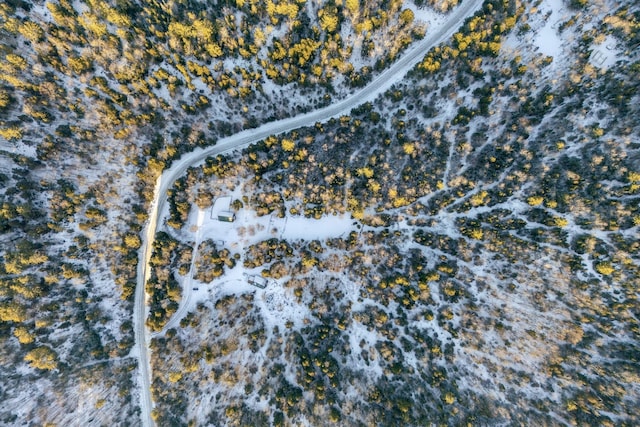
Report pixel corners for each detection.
[408,2,448,27]
[502,0,565,59]
[133,0,640,424]
[157,199,357,336]
[3,0,637,425]
[135,2,487,424]
[0,140,38,158]
[589,35,623,70]
[205,208,355,246]
[532,5,564,58]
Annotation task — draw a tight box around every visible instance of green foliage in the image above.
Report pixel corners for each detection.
[146,232,191,332]
[570,0,588,9]
[0,0,638,425]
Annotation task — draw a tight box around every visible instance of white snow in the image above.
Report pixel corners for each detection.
[0,140,38,158]
[156,203,358,335]
[133,1,488,423]
[589,35,623,70]
[276,214,354,240]
[406,1,448,29]
[29,3,54,24]
[210,196,232,219]
[532,4,564,59]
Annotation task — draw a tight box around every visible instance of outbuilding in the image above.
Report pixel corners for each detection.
[218,210,236,222]
[248,275,267,289]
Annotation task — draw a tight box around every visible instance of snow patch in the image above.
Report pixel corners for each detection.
[589,35,623,70]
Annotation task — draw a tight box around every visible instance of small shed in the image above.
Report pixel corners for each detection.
[248,275,267,289]
[218,210,236,222]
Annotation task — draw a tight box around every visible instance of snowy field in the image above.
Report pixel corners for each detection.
[156,193,359,336]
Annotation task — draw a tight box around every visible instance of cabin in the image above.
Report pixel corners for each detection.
[217,210,236,222]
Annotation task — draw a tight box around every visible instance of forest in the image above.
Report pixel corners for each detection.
[0,0,639,425]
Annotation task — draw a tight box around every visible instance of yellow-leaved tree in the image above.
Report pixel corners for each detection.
[25,346,58,370]
[281,138,295,152]
[345,0,359,15]
[0,302,27,323]
[14,326,35,344]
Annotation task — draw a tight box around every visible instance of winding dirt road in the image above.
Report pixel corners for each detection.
[132,1,483,425]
